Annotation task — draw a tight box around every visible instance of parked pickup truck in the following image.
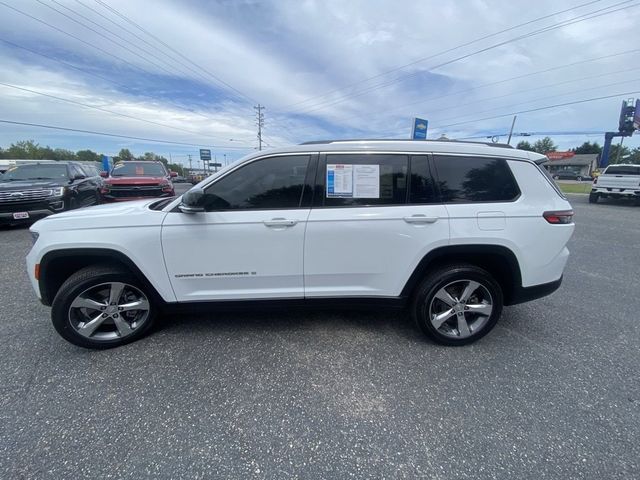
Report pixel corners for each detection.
[589,164,640,204]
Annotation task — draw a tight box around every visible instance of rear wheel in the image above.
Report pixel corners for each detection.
[589,192,599,203]
[52,265,156,349]
[412,264,503,346]
[576,176,583,182]
[553,175,560,180]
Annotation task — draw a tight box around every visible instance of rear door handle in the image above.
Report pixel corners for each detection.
[263,218,298,227]
[403,214,438,224]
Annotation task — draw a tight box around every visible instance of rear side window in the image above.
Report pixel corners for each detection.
[433,156,520,203]
[605,165,640,175]
[409,155,437,204]
[323,154,408,206]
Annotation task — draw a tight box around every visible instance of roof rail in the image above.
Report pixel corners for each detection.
[299,138,514,149]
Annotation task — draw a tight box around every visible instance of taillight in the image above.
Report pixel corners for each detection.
[543,210,574,224]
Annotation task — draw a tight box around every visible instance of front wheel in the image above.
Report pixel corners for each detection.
[51,265,157,348]
[576,176,583,182]
[412,264,503,346]
[589,192,599,203]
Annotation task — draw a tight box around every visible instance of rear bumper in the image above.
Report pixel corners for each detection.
[592,187,640,196]
[506,276,563,306]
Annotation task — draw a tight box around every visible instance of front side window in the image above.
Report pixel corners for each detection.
[323,154,408,207]
[201,155,310,211]
[433,156,520,203]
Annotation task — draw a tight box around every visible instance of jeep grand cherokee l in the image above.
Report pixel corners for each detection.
[101,161,175,202]
[0,162,102,226]
[26,140,574,349]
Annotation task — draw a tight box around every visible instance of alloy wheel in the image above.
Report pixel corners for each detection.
[68,282,150,341]
[428,279,493,339]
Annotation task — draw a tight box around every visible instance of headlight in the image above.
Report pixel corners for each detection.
[50,186,66,197]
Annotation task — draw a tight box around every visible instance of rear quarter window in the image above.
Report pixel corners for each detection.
[432,155,520,203]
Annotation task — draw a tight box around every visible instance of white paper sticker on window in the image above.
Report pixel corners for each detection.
[326,164,353,197]
[353,165,380,198]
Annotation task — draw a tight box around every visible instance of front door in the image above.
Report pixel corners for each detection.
[162,154,315,302]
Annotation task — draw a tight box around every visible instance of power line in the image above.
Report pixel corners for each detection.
[283,0,603,110]
[0,1,144,73]
[0,119,255,149]
[0,37,211,120]
[0,81,208,136]
[93,0,258,105]
[434,91,640,130]
[34,0,178,77]
[290,0,640,115]
[69,0,238,93]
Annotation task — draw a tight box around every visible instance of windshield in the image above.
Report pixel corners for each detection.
[111,162,167,177]
[0,164,69,181]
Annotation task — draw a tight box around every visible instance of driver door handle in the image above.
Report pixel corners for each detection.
[403,214,439,224]
[263,218,298,228]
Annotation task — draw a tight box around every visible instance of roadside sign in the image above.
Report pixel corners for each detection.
[208,162,222,168]
[411,118,428,140]
[199,149,212,161]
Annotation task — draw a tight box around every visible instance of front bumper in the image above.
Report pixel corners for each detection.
[0,201,64,225]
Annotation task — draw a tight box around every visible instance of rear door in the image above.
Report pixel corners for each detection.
[303,152,449,298]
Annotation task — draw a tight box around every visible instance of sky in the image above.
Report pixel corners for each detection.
[0,0,639,167]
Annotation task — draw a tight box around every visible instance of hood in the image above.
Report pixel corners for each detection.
[105,176,168,185]
[0,179,67,191]
[31,199,166,232]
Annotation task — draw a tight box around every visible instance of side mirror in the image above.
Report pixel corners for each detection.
[178,187,205,213]
[169,171,178,178]
[100,171,109,178]
[73,174,86,180]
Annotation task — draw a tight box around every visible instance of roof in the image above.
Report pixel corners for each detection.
[240,139,537,164]
[542,153,598,167]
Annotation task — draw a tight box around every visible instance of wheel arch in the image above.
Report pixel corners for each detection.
[401,244,523,306]
[39,248,166,307]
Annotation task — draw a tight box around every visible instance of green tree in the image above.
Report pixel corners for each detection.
[6,140,42,158]
[532,137,557,154]
[52,148,76,161]
[167,163,184,175]
[608,144,632,164]
[573,141,602,154]
[76,149,101,162]
[117,148,134,161]
[516,140,534,151]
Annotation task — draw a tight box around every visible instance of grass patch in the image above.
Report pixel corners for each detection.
[558,182,591,194]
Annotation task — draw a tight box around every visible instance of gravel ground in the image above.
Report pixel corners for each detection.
[0,194,638,479]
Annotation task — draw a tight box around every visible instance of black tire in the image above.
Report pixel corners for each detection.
[411,264,503,346]
[51,265,156,349]
[553,175,560,180]
[576,176,583,182]
[589,192,599,204]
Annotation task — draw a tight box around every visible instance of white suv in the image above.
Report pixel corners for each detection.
[26,140,575,348]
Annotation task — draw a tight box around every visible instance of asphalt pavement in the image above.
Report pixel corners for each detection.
[0,194,639,479]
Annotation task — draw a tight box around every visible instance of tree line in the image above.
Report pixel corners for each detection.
[0,140,185,175]
[516,137,640,164]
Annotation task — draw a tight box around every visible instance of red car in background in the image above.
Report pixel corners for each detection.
[101,161,176,202]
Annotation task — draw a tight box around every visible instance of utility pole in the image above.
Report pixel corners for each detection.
[188,154,192,177]
[254,104,264,151]
[507,115,517,145]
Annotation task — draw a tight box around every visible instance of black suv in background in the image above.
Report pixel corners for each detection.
[0,162,102,226]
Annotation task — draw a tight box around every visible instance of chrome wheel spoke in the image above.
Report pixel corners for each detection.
[108,282,125,306]
[113,315,133,336]
[466,302,492,316]
[119,299,149,313]
[432,308,455,329]
[78,313,107,338]
[71,296,106,311]
[460,281,480,302]
[457,314,471,337]
[434,288,456,307]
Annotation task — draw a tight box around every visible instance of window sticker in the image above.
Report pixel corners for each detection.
[326,164,353,197]
[353,165,380,198]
